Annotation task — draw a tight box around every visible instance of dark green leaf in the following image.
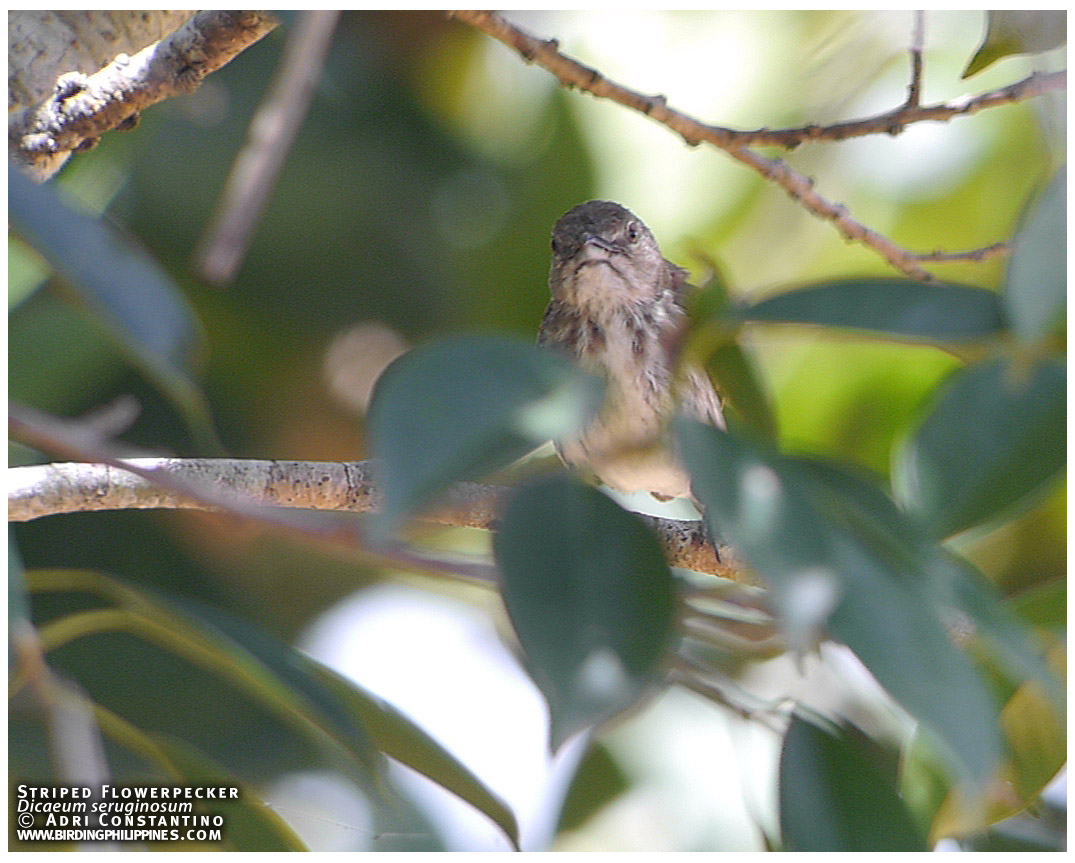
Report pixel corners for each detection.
[556,741,630,833]
[779,715,928,851]
[791,461,1062,709]
[8,167,220,452]
[1004,169,1066,345]
[366,335,603,537]
[894,357,1065,539]
[738,278,1005,346]
[148,734,309,851]
[678,420,1003,783]
[494,476,675,750]
[305,660,520,850]
[963,11,1067,78]
[936,557,1063,710]
[705,340,778,441]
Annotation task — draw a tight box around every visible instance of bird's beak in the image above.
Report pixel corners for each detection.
[578,233,616,262]
[583,233,615,252]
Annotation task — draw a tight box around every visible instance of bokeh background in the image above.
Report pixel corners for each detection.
[10,10,1065,850]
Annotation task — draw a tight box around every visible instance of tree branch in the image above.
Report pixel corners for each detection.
[736,69,1065,148]
[9,404,741,581]
[9,11,279,181]
[450,10,1064,281]
[905,11,926,111]
[8,457,738,580]
[196,11,341,285]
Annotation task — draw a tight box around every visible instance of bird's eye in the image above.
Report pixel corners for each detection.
[626,222,640,243]
[551,236,562,255]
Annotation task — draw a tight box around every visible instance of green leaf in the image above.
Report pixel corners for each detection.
[146,734,310,851]
[556,741,630,833]
[9,532,30,629]
[366,335,603,537]
[678,420,1003,784]
[705,340,778,441]
[493,476,675,750]
[1004,169,1066,346]
[935,557,1063,710]
[963,11,1067,78]
[779,715,928,851]
[8,167,220,453]
[27,571,380,780]
[894,357,1065,539]
[737,278,1005,347]
[685,271,777,441]
[1008,577,1066,631]
[304,661,521,850]
[790,461,1062,710]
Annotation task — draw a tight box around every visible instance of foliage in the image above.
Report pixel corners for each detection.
[9,10,1065,852]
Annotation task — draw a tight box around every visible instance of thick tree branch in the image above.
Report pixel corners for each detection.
[451,10,1064,281]
[9,11,279,181]
[8,457,736,580]
[9,404,740,581]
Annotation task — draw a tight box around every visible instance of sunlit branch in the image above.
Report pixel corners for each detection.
[905,11,926,111]
[451,10,1063,281]
[9,404,740,581]
[9,12,279,182]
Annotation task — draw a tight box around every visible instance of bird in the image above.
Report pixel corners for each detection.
[537,200,725,502]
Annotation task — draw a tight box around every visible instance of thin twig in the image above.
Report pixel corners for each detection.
[725,147,936,281]
[905,11,926,111]
[913,242,1011,263]
[738,69,1065,147]
[667,656,789,729]
[451,11,1063,281]
[197,11,341,285]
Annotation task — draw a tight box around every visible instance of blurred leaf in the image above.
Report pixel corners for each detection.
[678,420,1003,784]
[922,644,1066,841]
[1004,169,1066,346]
[1008,577,1066,630]
[779,715,927,851]
[705,341,779,441]
[936,557,1063,710]
[556,741,630,834]
[1001,677,1066,801]
[737,278,1005,347]
[27,571,380,780]
[893,357,1065,539]
[493,475,675,750]
[9,532,29,629]
[146,734,309,851]
[965,824,1066,853]
[305,661,520,850]
[963,11,1067,78]
[8,235,50,309]
[791,460,1061,708]
[8,167,220,452]
[685,270,777,441]
[9,291,126,412]
[685,263,733,328]
[366,335,603,537]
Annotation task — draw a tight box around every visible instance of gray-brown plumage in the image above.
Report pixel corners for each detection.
[538,200,724,500]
